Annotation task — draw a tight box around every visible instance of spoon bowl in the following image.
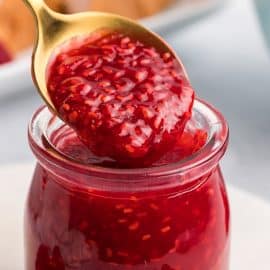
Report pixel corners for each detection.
[23,0,187,113]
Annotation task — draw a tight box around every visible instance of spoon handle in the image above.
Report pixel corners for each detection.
[23,0,58,37]
[22,0,47,14]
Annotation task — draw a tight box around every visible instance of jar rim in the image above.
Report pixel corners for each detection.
[28,98,228,187]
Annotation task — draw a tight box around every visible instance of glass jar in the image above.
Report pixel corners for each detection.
[25,99,230,270]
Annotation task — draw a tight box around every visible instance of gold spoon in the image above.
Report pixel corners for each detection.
[23,0,187,113]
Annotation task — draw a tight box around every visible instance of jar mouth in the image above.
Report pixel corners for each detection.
[29,98,228,181]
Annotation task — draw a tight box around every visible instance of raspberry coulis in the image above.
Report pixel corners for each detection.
[0,42,12,64]
[47,32,194,167]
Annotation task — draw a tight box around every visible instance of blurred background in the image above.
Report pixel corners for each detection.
[0,0,269,201]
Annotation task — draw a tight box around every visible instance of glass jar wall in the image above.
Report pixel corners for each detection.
[25,99,230,270]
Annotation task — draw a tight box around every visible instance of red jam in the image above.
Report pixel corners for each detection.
[47,32,194,167]
[26,118,229,270]
[26,163,229,270]
[0,42,12,64]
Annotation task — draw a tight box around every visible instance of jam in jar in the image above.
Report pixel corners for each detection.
[25,99,230,270]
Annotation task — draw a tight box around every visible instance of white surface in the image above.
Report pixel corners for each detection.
[0,50,32,98]
[0,0,224,99]
[0,163,269,270]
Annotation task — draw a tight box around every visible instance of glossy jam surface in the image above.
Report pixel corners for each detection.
[0,42,12,64]
[25,161,230,270]
[47,32,194,167]
[50,123,207,168]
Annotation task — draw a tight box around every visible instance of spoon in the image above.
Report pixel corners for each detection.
[23,0,187,113]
